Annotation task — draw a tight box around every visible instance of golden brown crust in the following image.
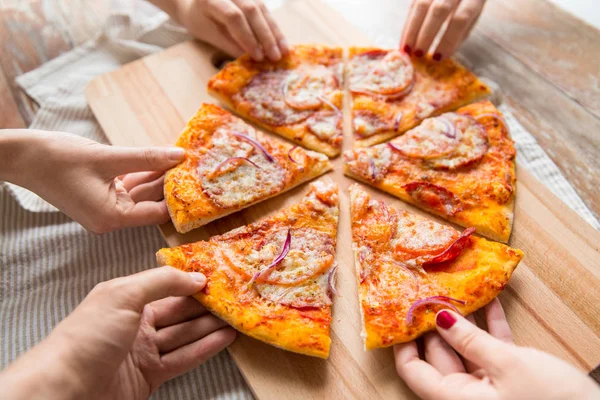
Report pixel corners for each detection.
[165,103,332,233]
[348,47,491,147]
[344,100,516,243]
[348,184,523,349]
[207,45,344,157]
[157,181,340,358]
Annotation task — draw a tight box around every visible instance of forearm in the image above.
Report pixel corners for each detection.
[0,336,86,400]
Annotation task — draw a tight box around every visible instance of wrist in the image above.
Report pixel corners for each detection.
[0,130,48,187]
[147,0,189,25]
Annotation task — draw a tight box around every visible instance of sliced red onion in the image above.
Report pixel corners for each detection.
[287,146,300,164]
[317,95,342,115]
[387,142,404,154]
[369,158,377,180]
[328,265,338,296]
[394,112,403,131]
[247,229,292,286]
[406,296,466,325]
[214,157,262,174]
[231,131,274,162]
[438,116,457,139]
[474,113,507,127]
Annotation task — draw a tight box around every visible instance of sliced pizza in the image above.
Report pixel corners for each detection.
[165,103,332,233]
[349,184,523,349]
[344,100,516,243]
[207,45,344,157]
[157,181,339,358]
[348,47,491,147]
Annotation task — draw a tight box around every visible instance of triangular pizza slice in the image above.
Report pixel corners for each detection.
[157,181,339,358]
[344,100,516,243]
[165,103,332,233]
[207,45,344,157]
[349,184,522,349]
[348,47,491,147]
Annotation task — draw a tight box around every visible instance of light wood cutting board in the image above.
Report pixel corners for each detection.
[85,0,600,398]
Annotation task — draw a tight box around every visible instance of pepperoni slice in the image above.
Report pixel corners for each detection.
[353,109,400,137]
[349,50,414,96]
[422,227,476,265]
[238,70,313,126]
[307,111,342,141]
[402,181,463,216]
[389,113,489,170]
[393,210,459,256]
[283,65,338,110]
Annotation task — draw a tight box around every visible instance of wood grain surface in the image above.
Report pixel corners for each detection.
[84,1,600,398]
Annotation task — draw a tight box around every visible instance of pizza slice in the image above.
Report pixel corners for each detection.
[348,47,491,147]
[157,181,339,358]
[165,103,332,233]
[349,184,523,349]
[207,44,344,157]
[344,100,516,243]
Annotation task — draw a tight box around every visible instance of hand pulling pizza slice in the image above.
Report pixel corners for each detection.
[164,103,332,233]
[349,184,523,350]
[207,45,344,157]
[344,100,516,243]
[348,47,491,148]
[157,181,339,358]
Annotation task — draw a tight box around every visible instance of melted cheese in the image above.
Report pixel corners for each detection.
[256,270,332,308]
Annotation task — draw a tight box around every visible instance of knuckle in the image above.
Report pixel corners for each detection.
[239,1,259,15]
[142,148,160,167]
[225,8,243,22]
[414,0,432,9]
[432,0,453,15]
[457,329,480,354]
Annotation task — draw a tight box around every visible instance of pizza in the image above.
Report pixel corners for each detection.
[165,103,332,233]
[349,184,523,349]
[348,47,491,148]
[157,181,339,358]
[344,100,516,243]
[207,45,344,157]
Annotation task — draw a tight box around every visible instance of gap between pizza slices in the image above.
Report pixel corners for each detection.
[164,103,332,233]
[344,100,516,243]
[207,45,490,157]
[349,184,523,349]
[157,181,339,359]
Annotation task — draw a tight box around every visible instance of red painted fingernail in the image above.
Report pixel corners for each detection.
[414,49,424,58]
[403,44,412,55]
[433,52,442,61]
[436,310,457,330]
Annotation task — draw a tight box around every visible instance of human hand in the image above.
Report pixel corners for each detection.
[2,129,185,233]
[152,0,288,61]
[394,298,600,400]
[400,0,486,61]
[0,266,237,400]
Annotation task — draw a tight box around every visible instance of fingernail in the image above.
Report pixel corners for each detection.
[403,44,411,55]
[433,52,442,61]
[414,49,424,58]
[268,45,281,61]
[168,147,186,161]
[189,272,206,285]
[436,310,457,330]
[253,47,264,61]
[279,39,290,55]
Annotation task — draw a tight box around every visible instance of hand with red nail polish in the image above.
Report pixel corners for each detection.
[399,0,487,60]
[148,0,289,61]
[394,298,600,399]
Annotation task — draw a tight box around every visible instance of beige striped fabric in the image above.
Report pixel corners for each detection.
[1,1,598,400]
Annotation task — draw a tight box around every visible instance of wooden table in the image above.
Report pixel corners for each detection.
[2,0,599,385]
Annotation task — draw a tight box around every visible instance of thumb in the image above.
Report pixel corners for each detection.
[103,146,186,175]
[435,309,514,377]
[113,266,206,311]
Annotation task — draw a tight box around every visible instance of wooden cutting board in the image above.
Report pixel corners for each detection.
[85,0,600,398]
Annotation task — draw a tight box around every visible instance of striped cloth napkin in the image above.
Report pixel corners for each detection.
[1,1,597,400]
